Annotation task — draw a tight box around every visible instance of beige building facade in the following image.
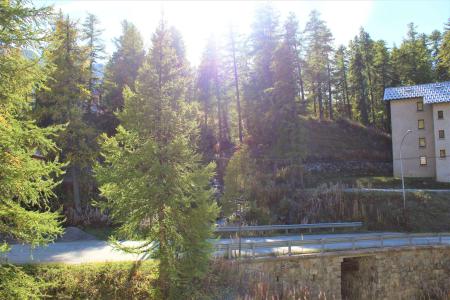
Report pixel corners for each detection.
[384,82,450,182]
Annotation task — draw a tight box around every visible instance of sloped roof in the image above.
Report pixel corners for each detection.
[383,81,450,104]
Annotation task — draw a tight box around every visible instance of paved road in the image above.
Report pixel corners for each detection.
[4,232,449,264]
[343,188,450,193]
[216,232,450,258]
[5,241,149,264]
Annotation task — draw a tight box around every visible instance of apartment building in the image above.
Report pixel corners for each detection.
[384,81,450,182]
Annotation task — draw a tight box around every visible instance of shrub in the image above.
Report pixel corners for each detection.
[23,261,158,299]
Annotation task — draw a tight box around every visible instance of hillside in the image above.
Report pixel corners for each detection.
[302,117,392,162]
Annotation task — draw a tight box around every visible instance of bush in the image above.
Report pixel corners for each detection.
[22,261,158,299]
[0,264,43,299]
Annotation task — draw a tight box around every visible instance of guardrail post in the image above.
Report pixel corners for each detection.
[351,237,356,250]
[380,235,384,248]
[227,244,231,259]
[320,239,325,252]
[251,242,255,258]
[332,227,335,233]
[438,233,442,245]
[408,234,412,246]
[288,241,292,256]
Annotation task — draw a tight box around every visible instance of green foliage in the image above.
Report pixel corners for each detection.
[271,33,305,159]
[0,0,64,246]
[0,264,43,300]
[243,3,280,147]
[0,0,64,297]
[22,261,159,299]
[303,10,334,119]
[197,36,231,148]
[33,12,101,217]
[223,145,304,224]
[391,23,434,85]
[348,36,369,125]
[437,21,450,81]
[82,13,105,100]
[95,21,218,299]
[102,20,145,113]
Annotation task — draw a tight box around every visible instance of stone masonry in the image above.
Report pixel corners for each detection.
[238,245,450,300]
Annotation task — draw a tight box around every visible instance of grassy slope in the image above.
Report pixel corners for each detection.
[302,117,392,162]
[342,191,450,232]
[309,176,450,189]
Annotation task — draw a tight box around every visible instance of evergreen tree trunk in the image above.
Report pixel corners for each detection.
[230,32,243,143]
[313,82,317,116]
[327,59,333,120]
[72,166,81,214]
[215,80,223,145]
[318,82,324,120]
[343,67,351,119]
[158,208,170,299]
[367,68,376,124]
[358,81,369,125]
[294,44,306,109]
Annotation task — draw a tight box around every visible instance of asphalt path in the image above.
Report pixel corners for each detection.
[4,232,449,264]
[343,188,450,193]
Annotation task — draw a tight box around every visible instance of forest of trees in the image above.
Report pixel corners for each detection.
[11,3,449,219]
[1,0,450,297]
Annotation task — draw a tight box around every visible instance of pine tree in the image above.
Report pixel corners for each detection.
[359,28,376,124]
[372,40,392,130]
[303,10,333,119]
[228,25,244,143]
[197,37,231,148]
[348,37,369,125]
[0,0,63,297]
[95,21,218,299]
[244,3,280,146]
[271,30,305,160]
[34,13,96,219]
[391,23,433,84]
[333,45,351,119]
[284,12,306,113]
[437,21,450,81]
[82,13,105,107]
[102,20,145,113]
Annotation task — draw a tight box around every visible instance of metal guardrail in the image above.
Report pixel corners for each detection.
[215,232,450,259]
[214,222,363,234]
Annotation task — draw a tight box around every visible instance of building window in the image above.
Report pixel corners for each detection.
[439,130,445,139]
[419,137,426,148]
[438,110,444,119]
[418,119,425,129]
[417,101,424,111]
[440,149,446,159]
[420,156,427,166]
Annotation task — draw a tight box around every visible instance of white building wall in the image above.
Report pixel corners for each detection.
[390,98,436,178]
[432,103,450,182]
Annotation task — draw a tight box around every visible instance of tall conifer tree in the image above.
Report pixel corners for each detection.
[102,20,145,113]
[82,13,105,107]
[304,10,333,119]
[35,13,96,218]
[0,1,63,297]
[95,21,218,299]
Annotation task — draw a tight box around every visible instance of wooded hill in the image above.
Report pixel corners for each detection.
[303,117,391,162]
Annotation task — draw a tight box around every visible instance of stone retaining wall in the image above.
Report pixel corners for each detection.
[304,161,392,176]
[238,246,449,299]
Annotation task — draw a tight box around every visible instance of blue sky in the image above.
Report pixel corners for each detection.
[43,1,449,66]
